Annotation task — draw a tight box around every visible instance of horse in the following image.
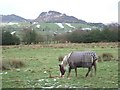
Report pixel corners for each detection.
[59,51,98,78]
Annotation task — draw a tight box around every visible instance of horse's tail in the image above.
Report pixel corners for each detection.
[92,58,97,75]
[91,52,98,75]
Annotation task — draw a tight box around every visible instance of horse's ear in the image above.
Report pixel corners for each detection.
[59,64,61,67]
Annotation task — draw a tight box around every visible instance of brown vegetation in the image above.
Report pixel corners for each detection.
[102,53,114,61]
[1,59,25,70]
[9,59,25,68]
[47,70,60,78]
[58,56,64,61]
[97,56,103,62]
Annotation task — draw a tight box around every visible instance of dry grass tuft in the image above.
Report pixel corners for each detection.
[97,56,103,62]
[58,56,64,61]
[102,53,114,61]
[9,59,25,68]
[1,59,25,70]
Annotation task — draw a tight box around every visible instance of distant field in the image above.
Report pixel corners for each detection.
[1,42,119,88]
[1,22,99,38]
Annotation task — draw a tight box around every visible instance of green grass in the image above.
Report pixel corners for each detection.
[38,23,60,31]
[71,23,93,28]
[1,22,99,38]
[1,43,119,88]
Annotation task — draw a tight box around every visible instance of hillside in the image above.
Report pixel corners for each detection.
[34,11,87,23]
[1,11,105,29]
[1,14,28,22]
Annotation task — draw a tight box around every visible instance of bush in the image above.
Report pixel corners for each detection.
[58,56,64,61]
[22,28,44,44]
[67,30,90,43]
[1,60,11,70]
[1,59,25,70]
[9,59,25,68]
[97,56,103,62]
[2,31,20,45]
[102,53,114,61]
[55,23,118,43]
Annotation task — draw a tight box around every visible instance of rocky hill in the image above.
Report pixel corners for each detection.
[1,14,27,22]
[34,11,87,23]
[1,11,105,28]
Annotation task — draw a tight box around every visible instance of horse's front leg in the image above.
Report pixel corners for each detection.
[75,68,77,77]
[94,61,97,75]
[67,67,71,78]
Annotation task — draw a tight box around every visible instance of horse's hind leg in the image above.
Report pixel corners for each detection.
[85,67,92,77]
[94,61,97,75]
[90,67,93,77]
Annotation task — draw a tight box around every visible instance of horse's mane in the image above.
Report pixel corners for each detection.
[61,52,73,70]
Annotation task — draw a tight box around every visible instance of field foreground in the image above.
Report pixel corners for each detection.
[1,43,119,88]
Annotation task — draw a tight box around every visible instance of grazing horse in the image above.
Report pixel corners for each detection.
[59,51,98,78]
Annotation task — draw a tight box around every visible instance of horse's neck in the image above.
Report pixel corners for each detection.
[60,56,68,71]
[61,52,72,67]
[61,55,68,67]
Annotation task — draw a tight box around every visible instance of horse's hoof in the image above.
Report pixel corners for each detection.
[90,75,93,77]
[67,77,71,79]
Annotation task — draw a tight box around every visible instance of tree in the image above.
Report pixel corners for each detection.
[12,34,20,45]
[89,29,101,42]
[2,31,20,45]
[67,30,90,43]
[22,28,44,44]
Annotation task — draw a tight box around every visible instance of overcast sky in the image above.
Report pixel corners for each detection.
[0,0,119,24]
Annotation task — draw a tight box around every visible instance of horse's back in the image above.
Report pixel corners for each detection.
[68,51,94,68]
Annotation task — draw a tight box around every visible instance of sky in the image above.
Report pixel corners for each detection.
[0,0,119,24]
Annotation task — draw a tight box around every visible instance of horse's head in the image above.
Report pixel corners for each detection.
[59,64,66,77]
[59,53,72,77]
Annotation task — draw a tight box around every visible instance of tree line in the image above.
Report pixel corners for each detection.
[64,27,118,43]
[55,23,119,43]
[1,23,119,45]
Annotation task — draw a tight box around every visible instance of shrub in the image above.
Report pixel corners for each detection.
[58,56,64,61]
[1,60,11,70]
[22,28,44,44]
[9,59,25,68]
[2,31,20,45]
[1,59,25,70]
[102,53,114,61]
[97,56,103,62]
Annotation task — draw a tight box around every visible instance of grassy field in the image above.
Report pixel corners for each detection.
[1,22,94,32]
[1,42,119,88]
